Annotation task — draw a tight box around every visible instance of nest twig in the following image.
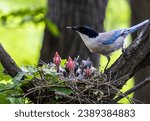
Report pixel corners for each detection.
[22,65,127,104]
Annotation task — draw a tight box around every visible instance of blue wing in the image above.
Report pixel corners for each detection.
[100,30,123,45]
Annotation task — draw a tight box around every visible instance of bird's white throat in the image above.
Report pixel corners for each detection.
[77,32,100,50]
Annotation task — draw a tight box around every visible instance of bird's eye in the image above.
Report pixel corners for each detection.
[79,27,84,31]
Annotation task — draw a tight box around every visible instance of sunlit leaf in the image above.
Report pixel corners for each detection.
[60,59,66,66]
[0,93,11,104]
[45,18,60,37]
[8,97,24,104]
[12,72,25,82]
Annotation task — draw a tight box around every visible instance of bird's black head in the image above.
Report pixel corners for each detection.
[67,26,98,38]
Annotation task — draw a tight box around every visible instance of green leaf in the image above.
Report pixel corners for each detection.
[0,83,8,91]
[60,59,66,66]
[8,97,25,104]
[0,93,11,104]
[0,64,12,81]
[12,72,25,82]
[45,18,60,37]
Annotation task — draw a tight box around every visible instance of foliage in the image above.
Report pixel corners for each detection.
[0,63,72,103]
[0,0,47,104]
[0,7,46,27]
[0,0,47,68]
[45,18,60,37]
[1,63,74,103]
[0,72,25,104]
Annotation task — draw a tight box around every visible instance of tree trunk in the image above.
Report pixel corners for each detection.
[40,0,108,69]
[130,0,150,103]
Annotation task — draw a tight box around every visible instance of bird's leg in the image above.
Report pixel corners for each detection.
[122,44,129,59]
[104,56,110,72]
[122,44,127,55]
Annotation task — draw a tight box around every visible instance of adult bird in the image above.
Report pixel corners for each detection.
[66,20,149,71]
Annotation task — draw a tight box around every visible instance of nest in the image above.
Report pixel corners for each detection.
[55,75,119,104]
[22,63,121,104]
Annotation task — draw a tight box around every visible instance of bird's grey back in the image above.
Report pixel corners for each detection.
[98,29,124,45]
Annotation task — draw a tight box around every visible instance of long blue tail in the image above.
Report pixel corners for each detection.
[125,19,149,34]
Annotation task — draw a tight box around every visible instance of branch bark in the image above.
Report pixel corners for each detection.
[0,44,21,77]
[105,21,150,99]
[130,0,150,103]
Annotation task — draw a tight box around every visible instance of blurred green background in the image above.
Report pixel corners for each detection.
[0,0,134,103]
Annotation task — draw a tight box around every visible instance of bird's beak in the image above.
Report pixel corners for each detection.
[66,26,72,29]
[66,26,77,30]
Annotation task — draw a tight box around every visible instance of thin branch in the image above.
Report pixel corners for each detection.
[112,76,150,103]
[55,92,90,103]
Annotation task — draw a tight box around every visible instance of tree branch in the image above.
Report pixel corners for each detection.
[105,20,150,100]
[112,76,150,103]
[0,43,22,77]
